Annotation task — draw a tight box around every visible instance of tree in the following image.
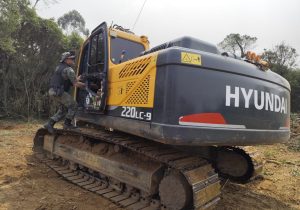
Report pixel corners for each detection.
[262,42,299,112]
[218,33,257,58]
[0,0,28,116]
[285,70,300,112]
[57,10,89,37]
[65,32,84,52]
[261,42,298,76]
[0,0,22,55]
[0,1,84,119]
[32,0,58,9]
[0,3,65,118]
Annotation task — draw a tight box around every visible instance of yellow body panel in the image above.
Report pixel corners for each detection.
[107,27,156,108]
[107,53,157,108]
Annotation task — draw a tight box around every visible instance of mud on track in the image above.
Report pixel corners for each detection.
[0,121,299,210]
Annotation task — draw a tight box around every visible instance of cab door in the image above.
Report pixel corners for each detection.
[76,22,108,113]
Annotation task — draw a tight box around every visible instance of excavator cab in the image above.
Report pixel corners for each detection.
[76,22,149,113]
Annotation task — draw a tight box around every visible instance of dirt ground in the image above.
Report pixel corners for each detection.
[0,120,299,210]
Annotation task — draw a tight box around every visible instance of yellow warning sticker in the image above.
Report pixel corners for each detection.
[181,52,202,65]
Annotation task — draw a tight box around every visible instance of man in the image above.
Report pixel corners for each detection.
[44,52,85,134]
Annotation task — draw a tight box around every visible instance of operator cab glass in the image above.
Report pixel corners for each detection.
[78,44,88,75]
[89,32,105,73]
[110,37,145,64]
[76,22,108,112]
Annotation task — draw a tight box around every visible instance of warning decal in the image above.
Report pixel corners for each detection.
[181,52,202,65]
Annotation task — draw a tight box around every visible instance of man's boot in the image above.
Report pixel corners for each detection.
[63,118,77,130]
[44,119,55,134]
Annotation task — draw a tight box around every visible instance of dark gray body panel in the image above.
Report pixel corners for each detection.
[76,46,290,146]
[142,36,219,55]
[75,113,289,146]
[153,47,290,128]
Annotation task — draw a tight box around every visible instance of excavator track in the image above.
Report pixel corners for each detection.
[211,146,264,183]
[33,127,221,210]
[237,146,264,180]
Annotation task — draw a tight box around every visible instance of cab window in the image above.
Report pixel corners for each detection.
[110,37,145,64]
[78,43,89,74]
[89,31,105,73]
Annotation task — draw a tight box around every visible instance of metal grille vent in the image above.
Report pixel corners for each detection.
[126,75,150,105]
[119,57,151,78]
[125,81,136,94]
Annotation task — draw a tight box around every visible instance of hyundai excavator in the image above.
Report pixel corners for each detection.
[33,22,290,210]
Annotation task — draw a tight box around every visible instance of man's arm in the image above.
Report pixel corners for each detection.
[64,67,85,89]
[75,75,85,88]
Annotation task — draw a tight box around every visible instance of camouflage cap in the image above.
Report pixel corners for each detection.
[60,52,76,63]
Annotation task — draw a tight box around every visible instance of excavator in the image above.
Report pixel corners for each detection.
[33,22,290,210]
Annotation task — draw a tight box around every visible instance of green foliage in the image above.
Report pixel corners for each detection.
[286,70,300,112]
[289,114,300,151]
[57,10,89,37]
[0,0,24,54]
[65,32,84,52]
[218,33,257,58]
[0,1,85,120]
[261,42,299,112]
[32,0,58,9]
[262,42,298,76]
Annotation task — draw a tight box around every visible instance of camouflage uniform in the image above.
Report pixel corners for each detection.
[49,66,77,122]
[44,51,79,133]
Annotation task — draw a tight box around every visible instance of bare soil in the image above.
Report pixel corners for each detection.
[0,120,299,210]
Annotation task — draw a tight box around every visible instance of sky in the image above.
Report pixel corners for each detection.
[35,0,300,62]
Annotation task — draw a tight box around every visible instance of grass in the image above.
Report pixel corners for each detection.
[264,150,277,159]
[290,167,300,177]
[289,113,300,152]
[287,136,300,152]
